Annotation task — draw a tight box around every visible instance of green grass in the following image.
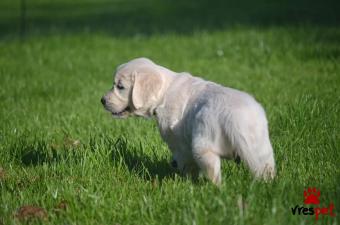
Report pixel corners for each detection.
[0,0,340,224]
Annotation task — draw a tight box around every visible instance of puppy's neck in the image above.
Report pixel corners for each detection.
[152,66,178,113]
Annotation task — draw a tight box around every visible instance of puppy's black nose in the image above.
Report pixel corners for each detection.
[101,97,106,105]
[171,160,177,168]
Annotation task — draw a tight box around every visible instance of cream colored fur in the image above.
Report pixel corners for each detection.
[102,58,276,185]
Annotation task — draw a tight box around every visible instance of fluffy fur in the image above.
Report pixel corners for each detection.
[101,58,276,185]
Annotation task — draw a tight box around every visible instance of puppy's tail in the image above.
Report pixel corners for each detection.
[225,107,276,180]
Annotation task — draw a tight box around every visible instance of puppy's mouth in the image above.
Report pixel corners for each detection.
[111,106,131,117]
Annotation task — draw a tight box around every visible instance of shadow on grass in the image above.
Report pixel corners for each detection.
[1,0,339,38]
[110,136,175,182]
[9,139,56,166]
[9,136,81,166]
[9,135,175,182]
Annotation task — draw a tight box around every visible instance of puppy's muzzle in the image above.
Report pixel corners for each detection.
[101,96,106,106]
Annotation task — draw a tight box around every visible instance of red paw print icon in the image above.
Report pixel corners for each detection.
[304,187,320,205]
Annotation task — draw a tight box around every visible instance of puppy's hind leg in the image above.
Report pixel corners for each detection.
[192,148,222,185]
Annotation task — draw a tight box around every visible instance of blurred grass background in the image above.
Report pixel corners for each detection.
[0,0,340,37]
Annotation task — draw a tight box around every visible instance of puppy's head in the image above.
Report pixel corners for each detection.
[101,58,165,118]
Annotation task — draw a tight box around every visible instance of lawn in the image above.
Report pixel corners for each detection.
[0,0,339,224]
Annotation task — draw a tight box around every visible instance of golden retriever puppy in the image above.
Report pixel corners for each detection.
[101,58,276,185]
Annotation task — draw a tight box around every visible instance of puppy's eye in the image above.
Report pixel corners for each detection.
[116,83,124,90]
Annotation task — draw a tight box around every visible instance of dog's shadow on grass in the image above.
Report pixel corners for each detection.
[9,138,63,166]
[10,135,176,182]
[9,135,85,166]
[110,137,176,182]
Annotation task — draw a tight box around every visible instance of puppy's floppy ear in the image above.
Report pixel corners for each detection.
[132,67,163,111]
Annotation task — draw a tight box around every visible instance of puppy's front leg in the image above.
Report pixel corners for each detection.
[193,149,221,185]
